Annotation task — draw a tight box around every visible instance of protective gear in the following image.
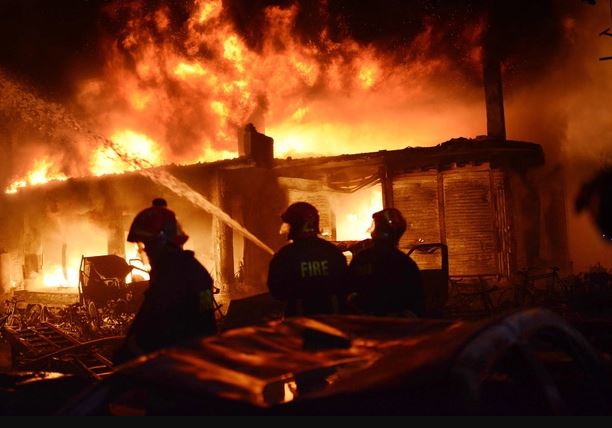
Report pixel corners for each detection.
[113,248,217,365]
[127,205,188,246]
[371,208,407,245]
[152,197,168,207]
[281,202,320,241]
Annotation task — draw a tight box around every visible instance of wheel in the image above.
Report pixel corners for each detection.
[449,308,611,415]
[5,313,21,331]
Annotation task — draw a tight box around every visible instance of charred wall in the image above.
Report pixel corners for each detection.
[0,137,568,297]
[508,166,570,273]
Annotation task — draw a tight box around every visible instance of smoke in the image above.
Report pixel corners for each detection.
[501,2,612,271]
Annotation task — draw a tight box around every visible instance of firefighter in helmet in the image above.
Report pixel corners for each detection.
[348,208,424,317]
[113,200,217,365]
[267,202,349,317]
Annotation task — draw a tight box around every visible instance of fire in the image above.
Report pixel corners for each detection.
[5,0,486,194]
[197,0,222,23]
[174,62,206,79]
[36,241,150,291]
[90,130,163,176]
[334,186,383,241]
[125,243,150,282]
[6,158,68,194]
[0,1,608,281]
[86,0,481,163]
[43,265,79,290]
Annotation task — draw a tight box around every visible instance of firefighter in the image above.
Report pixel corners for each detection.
[348,208,425,317]
[267,202,349,317]
[113,201,217,365]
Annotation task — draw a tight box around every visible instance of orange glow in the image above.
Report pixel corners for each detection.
[90,130,163,176]
[334,186,384,241]
[129,90,152,111]
[223,35,246,72]
[6,158,68,194]
[197,0,222,23]
[31,224,151,290]
[195,144,238,163]
[174,62,207,79]
[62,0,482,176]
[0,0,476,209]
[42,264,79,290]
[125,243,150,282]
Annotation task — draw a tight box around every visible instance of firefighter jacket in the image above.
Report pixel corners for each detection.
[267,236,349,317]
[113,249,217,364]
[348,240,425,317]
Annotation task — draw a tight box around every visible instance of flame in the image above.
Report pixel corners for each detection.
[0,0,608,280]
[36,242,150,290]
[90,129,163,176]
[5,1,487,194]
[79,0,481,165]
[42,264,79,289]
[334,186,383,241]
[125,243,150,282]
[197,0,222,23]
[6,158,68,194]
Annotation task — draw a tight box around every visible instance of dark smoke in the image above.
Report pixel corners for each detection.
[225,0,582,86]
[0,0,587,96]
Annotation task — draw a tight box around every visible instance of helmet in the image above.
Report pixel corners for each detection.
[371,208,407,244]
[281,202,320,240]
[127,205,188,246]
[151,197,168,207]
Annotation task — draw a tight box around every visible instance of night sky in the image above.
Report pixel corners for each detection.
[0,0,589,99]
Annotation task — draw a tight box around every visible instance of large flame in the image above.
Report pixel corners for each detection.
[2,0,610,271]
[5,0,484,191]
[90,129,163,176]
[6,157,68,194]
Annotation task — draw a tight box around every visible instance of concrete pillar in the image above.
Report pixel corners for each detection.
[483,11,506,140]
[212,172,234,292]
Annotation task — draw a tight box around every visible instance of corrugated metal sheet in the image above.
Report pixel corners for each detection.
[492,170,512,277]
[443,167,498,276]
[392,171,441,270]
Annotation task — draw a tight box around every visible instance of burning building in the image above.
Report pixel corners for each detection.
[0,0,608,301]
[0,121,566,302]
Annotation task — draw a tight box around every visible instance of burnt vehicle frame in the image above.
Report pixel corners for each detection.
[59,308,612,416]
[77,254,149,333]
